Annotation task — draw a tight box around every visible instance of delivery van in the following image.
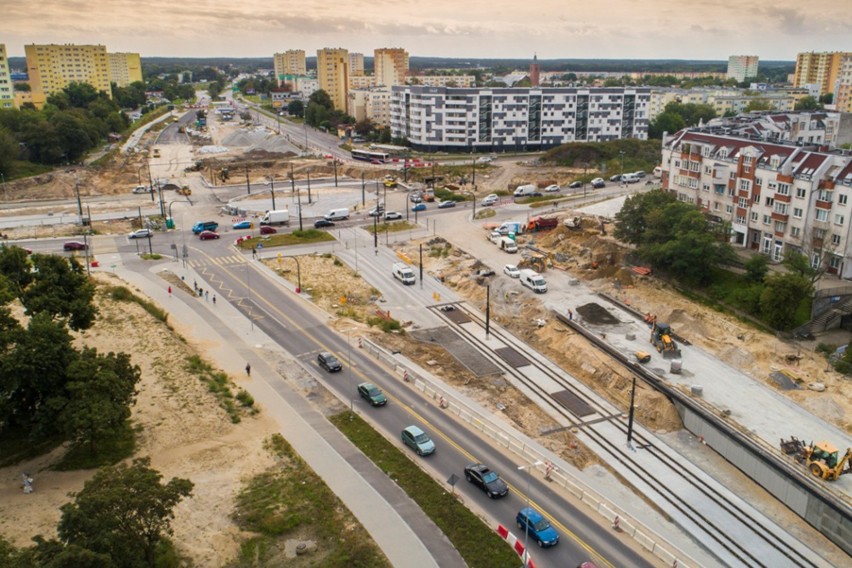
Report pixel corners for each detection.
[498,236,518,253]
[514,184,537,197]
[324,208,350,221]
[519,269,547,293]
[392,262,416,285]
[192,221,219,234]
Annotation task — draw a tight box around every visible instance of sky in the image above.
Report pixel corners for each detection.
[3,0,851,61]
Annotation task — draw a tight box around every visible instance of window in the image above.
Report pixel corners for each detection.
[739,179,751,191]
[832,234,842,246]
[791,226,801,237]
[765,197,774,206]
[793,207,803,219]
[775,203,789,215]
[738,197,748,208]
[835,214,845,226]
[763,215,771,225]
[818,189,833,202]
[814,228,826,239]
[816,209,829,222]
[755,177,763,186]
[753,193,761,203]
[796,187,806,198]
[750,211,758,222]
[725,204,733,213]
[840,194,848,206]
[704,165,713,175]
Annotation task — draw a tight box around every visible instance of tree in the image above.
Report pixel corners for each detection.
[760,273,811,330]
[745,254,769,283]
[745,99,772,112]
[613,190,678,245]
[21,255,97,331]
[60,348,141,453]
[794,96,822,111]
[286,99,304,118]
[649,111,686,139]
[308,89,333,111]
[58,458,193,568]
[820,93,833,105]
[0,244,34,292]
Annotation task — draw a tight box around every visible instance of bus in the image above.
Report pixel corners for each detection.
[352,149,391,163]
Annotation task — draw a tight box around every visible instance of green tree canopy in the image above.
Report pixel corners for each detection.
[794,96,823,111]
[286,99,304,118]
[760,273,811,330]
[21,255,97,330]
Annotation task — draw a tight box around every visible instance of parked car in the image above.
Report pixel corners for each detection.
[259,226,277,235]
[317,351,342,373]
[516,507,559,548]
[401,425,435,456]
[314,219,335,228]
[412,203,426,212]
[503,264,521,278]
[357,383,387,407]
[464,463,509,498]
[63,241,87,251]
[530,191,543,197]
[233,220,253,230]
[383,211,402,221]
[568,181,582,189]
[476,268,496,277]
[609,174,622,182]
[132,185,150,194]
[544,184,560,192]
[198,230,220,240]
[368,205,385,217]
[634,170,647,178]
[437,200,457,209]
[591,177,606,188]
[128,228,152,239]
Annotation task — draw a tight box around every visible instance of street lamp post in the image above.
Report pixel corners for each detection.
[267,176,276,210]
[307,171,312,204]
[517,460,543,565]
[619,151,625,184]
[245,165,251,195]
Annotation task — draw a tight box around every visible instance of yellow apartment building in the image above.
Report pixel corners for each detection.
[374,48,409,87]
[0,44,13,109]
[793,51,852,96]
[317,48,349,111]
[273,50,306,83]
[107,52,142,87]
[25,43,112,105]
[349,53,365,76]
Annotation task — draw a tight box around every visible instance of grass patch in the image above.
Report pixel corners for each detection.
[473,208,496,220]
[329,413,518,568]
[140,253,163,260]
[229,434,390,568]
[365,221,417,234]
[236,229,335,249]
[366,316,404,333]
[105,285,170,326]
[184,355,257,423]
[53,422,137,471]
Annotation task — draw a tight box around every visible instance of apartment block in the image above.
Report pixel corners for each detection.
[107,52,142,87]
[348,87,392,126]
[25,43,112,105]
[374,48,409,87]
[273,50,306,84]
[661,130,852,276]
[0,44,12,110]
[391,86,649,152]
[316,48,349,111]
[727,55,759,82]
[834,54,852,113]
[407,75,475,88]
[349,53,365,76]
[349,75,375,90]
[793,51,851,97]
[702,111,847,148]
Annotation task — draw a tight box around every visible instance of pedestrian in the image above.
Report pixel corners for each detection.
[245,363,251,377]
[198,288,203,298]
[252,246,257,259]
[212,294,216,305]
[568,309,573,321]
[205,290,209,302]
[193,280,198,292]
[168,285,172,296]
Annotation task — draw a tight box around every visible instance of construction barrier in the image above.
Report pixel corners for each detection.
[495,525,535,568]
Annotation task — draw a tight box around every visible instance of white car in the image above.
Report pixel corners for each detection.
[503,264,521,278]
[481,194,499,206]
[128,228,152,239]
[383,211,402,220]
[132,185,150,194]
[544,184,560,192]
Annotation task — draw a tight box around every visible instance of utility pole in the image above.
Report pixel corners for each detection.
[333,159,338,187]
[147,160,155,202]
[269,176,276,210]
[245,165,251,194]
[627,375,637,445]
[485,284,490,338]
[307,171,312,204]
[419,243,423,289]
[472,154,476,186]
[361,173,365,206]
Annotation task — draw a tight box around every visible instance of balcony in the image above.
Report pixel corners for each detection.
[771,212,789,223]
[815,199,832,209]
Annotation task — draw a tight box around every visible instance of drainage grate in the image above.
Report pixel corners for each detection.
[494,346,530,368]
[551,390,595,417]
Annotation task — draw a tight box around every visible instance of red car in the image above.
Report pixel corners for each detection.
[63,241,87,251]
[260,225,277,235]
[198,230,220,240]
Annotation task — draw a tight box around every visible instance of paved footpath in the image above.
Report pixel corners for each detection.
[110,255,462,568]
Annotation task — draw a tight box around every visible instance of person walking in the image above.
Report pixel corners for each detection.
[212,294,216,305]
[245,363,251,377]
[168,285,172,296]
[205,290,209,302]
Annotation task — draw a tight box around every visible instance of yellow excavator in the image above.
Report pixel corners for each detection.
[780,437,852,481]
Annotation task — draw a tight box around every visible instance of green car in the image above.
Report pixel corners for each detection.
[357,382,387,407]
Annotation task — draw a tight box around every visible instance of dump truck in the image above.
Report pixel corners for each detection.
[526,216,559,232]
[650,322,681,358]
[780,437,852,481]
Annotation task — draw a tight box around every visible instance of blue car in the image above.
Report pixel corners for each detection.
[233,220,253,230]
[516,507,559,548]
[411,203,427,212]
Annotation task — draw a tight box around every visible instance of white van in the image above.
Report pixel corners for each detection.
[514,184,537,197]
[324,208,350,221]
[621,173,640,184]
[498,236,518,253]
[519,269,547,293]
[392,262,416,285]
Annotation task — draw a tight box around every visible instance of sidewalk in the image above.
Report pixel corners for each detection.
[105,254,460,568]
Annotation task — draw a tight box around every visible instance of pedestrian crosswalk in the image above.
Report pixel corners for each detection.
[186,255,247,268]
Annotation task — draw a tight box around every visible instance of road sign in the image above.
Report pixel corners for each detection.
[257,243,263,250]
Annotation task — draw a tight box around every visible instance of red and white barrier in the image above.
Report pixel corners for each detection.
[496,524,535,568]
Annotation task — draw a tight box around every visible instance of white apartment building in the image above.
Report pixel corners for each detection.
[835,54,852,113]
[0,44,12,109]
[702,112,847,147]
[727,55,759,82]
[348,87,393,126]
[391,86,649,152]
[409,75,475,88]
[661,130,852,276]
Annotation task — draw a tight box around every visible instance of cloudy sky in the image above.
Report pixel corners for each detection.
[3,0,850,61]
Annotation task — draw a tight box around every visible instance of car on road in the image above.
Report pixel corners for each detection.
[368,205,385,217]
[233,220,253,230]
[516,507,559,547]
[132,185,150,194]
[577,563,599,568]
[383,211,402,221]
[401,425,435,456]
[411,203,426,212]
[481,194,499,206]
[476,268,496,277]
[259,226,277,235]
[63,241,87,251]
[503,264,521,278]
[410,194,423,203]
[464,463,509,498]
[314,219,335,229]
[609,174,623,182]
[437,200,457,209]
[317,351,342,373]
[198,230,220,240]
[357,383,387,407]
[192,221,219,234]
[591,177,605,188]
[544,184,560,192]
[128,228,152,239]
[568,181,583,189]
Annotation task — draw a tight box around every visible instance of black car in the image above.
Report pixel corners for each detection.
[568,181,582,189]
[317,351,342,372]
[530,191,543,197]
[357,382,387,406]
[314,219,335,229]
[464,463,509,498]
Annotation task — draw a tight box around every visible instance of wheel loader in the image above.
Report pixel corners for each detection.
[650,322,681,358]
[779,437,852,481]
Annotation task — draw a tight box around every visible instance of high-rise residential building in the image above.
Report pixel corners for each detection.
[0,44,13,110]
[107,52,142,87]
[726,55,759,82]
[408,75,475,88]
[349,53,364,76]
[793,51,851,96]
[317,48,349,111]
[25,43,112,106]
[374,48,409,87]
[834,54,852,113]
[529,54,541,87]
[391,86,649,152]
[273,50,307,84]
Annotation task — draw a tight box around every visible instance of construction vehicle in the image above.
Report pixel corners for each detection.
[779,437,852,481]
[177,186,192,196]
[526,216,559,232]
[650,322,681,358]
